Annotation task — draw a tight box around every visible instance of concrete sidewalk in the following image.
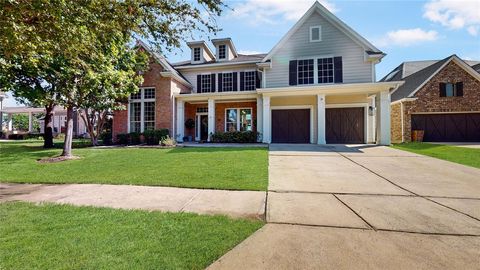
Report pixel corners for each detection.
[0,183,266,220]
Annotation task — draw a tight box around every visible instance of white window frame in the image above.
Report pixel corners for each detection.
[218,44,227,60]
[310,25,322,42]
[128,87,156,133]
[222,72,234,91]
[200,74,212,93]
[244,70,256,91]
[193,47,201,62]
[296,55,335,85]
[317,57,334,84]
[225,107,253,132]
[297,59,315,85]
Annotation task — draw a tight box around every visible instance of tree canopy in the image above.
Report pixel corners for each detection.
[0,0,226,154]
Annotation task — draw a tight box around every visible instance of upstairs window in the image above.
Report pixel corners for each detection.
[298,59,314,85]
[193,47,201,62]
[440,82,463,97]
[219,44,226,59]
[200,74,211,93]
[310,26,322,42]
[244,71,256,90]
[222,72,233,91]
[317,57,334,83]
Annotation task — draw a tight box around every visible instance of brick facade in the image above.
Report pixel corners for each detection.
[391,61,480,142]
[112,57,190,142]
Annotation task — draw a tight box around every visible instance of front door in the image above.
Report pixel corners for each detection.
[200,115,208,141]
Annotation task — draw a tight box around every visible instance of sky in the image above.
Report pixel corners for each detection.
[3,0,480,107]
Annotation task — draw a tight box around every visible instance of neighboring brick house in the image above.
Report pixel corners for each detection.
[113,2,404,145]
[381,55,480,143]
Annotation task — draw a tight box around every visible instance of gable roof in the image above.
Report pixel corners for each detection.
[383,55,480,102]
[136,40,192,88]
[262,1,383,62]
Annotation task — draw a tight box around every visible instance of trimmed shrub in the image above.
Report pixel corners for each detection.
[100,131,113,145]
[211,131,259,143]
[143,129,169,145]
[128,132,141,145]
[116,133,129,145]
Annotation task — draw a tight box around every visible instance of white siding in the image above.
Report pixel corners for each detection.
[266,11,374,88]
[180,64,258,93]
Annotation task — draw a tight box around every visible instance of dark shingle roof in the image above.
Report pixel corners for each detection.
[382,55,480,102]
[472,63,480,73]
[172,53,267,67]
[389,56,451,102]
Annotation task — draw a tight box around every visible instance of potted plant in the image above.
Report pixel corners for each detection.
[184,118,195,142]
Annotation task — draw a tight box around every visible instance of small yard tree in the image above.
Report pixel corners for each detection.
[78,43,148,146]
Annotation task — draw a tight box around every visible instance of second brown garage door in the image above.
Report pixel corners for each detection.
[326,107,365,144]
[411,113,480,142]
[272,109,310,143]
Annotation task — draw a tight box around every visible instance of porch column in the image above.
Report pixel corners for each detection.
[7,113,12,131]
[207,98,215,142]
[262,95,271,143]
[377,90,391,145]
[176,100,185,142]
[28,112,33,132]
[317,94,326,144]
[256,97,263,142]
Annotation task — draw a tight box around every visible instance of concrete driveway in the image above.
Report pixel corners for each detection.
[209,144,480,269]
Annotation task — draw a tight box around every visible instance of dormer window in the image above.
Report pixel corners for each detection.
[193,47,201,62]
[219,45,226,59]
[310,26,322,42]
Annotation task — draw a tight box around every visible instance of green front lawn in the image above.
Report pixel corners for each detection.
[0,202,263,270]
[0,141,268,190]
[392,142,480,169]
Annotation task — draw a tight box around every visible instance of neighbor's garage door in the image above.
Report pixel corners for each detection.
[272,109,310,143]
[326,107,365,144]
[411,113,480,142]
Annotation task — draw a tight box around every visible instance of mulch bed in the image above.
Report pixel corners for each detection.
[37,155,81,163]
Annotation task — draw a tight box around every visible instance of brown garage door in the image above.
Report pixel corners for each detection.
[411,113,480,142]
[272,109,310,143]
[326,107,365,144]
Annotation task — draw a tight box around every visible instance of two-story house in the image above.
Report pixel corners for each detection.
[112,2,403,145]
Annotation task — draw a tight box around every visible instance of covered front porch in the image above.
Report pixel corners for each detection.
[175,91,259,142]
[174,81,402,145]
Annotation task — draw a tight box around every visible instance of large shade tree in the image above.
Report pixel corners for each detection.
[0,0,226,156]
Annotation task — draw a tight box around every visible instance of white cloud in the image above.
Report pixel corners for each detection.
[238,50,263,55]
[377,28,439,47]
[424,0,480,36]
[231,0,336,25]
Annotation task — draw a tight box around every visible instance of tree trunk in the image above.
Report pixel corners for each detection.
[81,109,99,146]
[61,106,74,157]
[43,104,54,148]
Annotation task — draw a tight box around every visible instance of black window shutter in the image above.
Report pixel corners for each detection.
[256,71,262,89]
[218,73,223,92]
[197,74,201,93]
[456,82,463,96]
[240,72,245,91]
[232,72,238,91]
[334,57,343,83]
[289,60,298,86]
[439,82,446,97]
[211,74,216,92]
